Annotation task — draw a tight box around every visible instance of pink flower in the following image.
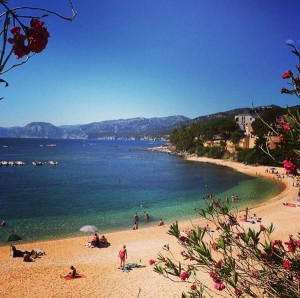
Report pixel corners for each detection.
[282,70,293,79]
[288,245,296,253]
[213,199,221,208]
[211,242,218,251]
[214,282,225,291]
[8,18,50,59]
[179,236,190,243]
[190,284,197,290]
[283,122,291,132]
[285,237,296,253]
[148,259,156,265]
[281,87,289,94]
[215,260,222,269]
[260,224,266,231]
[8,26,30,59]
[209,271,222,283]
[273,240,282,246]
[251,269,259,277]
[27,18,50,53]
[279,134,285,143]
[179,271,189,281]
[283,260,291,270]
[234,288,243,297]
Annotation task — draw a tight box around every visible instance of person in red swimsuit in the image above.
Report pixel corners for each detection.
[119,245,127,269]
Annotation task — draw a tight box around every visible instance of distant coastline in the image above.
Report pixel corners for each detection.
[149,144,287,208]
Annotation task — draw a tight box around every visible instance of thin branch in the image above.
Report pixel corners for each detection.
[1,1,77,22]
[252,103,279,137]
[0,11,9,70]
[0,53,32,74]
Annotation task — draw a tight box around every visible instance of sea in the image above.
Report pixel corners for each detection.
[0,138,283,244]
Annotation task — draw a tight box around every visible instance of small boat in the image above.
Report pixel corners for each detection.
[49,160,58,165]
[46,144,56,147]
[32,161,44,166]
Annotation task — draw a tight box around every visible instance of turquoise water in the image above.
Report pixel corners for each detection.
[0,139,283,243]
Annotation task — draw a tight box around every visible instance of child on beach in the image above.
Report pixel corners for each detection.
[132,221,138,230]
[158,219,164,226]
[119,245,127,269]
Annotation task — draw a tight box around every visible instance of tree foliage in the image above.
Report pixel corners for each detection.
[169,118,243,156]
[151,198,300,298]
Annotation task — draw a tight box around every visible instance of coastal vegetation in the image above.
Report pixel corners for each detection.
[153,45,300,297]
[169,104,300,166]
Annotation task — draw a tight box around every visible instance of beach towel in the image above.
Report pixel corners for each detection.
[63,274,86,280]
[121,268,130,273]
[283,203,296,207]
[127,263,138,269]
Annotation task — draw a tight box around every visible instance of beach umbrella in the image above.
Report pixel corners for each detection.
[7,233,22,242]
[80,225,99,233]
[80,225,99,241]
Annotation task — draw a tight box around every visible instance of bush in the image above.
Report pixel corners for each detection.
[152,198,300,297]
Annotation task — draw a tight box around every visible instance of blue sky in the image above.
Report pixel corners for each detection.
[0,0,300,127]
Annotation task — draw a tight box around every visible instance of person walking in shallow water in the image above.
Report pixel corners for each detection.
[119,245,127,269]
[134,212,139,221]
[144,211,149,222]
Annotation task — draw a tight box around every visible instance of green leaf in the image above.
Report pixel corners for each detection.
[234,271,238,285]
[217,238,225,250]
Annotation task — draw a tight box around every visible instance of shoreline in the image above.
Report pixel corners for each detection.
[0,152,284,247]
[1,155,299,297]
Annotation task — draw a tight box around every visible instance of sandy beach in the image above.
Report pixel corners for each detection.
[1,156,299,298]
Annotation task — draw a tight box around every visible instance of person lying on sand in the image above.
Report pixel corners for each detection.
[10,245,23,258]
[23,251,34,262]
[30,249,44,259]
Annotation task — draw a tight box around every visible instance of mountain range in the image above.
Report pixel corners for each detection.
[0,106,278,140]
[0,116,190,140]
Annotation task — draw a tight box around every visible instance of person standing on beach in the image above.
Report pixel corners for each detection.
[231,194,235,203]
[245,207,249,222]
[119,245,127,269]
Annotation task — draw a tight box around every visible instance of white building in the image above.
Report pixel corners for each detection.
[235,113,257,135]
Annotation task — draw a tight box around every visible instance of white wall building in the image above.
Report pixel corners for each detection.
[235,113,257,135]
